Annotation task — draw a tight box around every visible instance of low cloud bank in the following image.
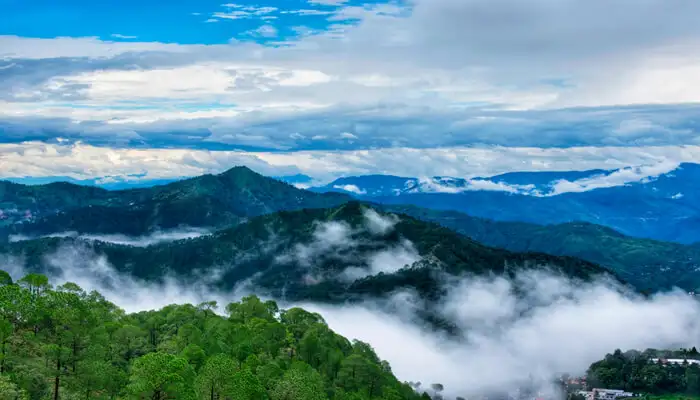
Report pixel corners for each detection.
[9,227,211,247]
[3,241,700,399]
[276,208,419,283]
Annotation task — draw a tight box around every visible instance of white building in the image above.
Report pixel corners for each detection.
[587,389,634,400]
[651,358,700,366]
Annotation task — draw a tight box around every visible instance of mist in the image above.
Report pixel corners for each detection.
[8,227,211,247]
[4,241,700,399]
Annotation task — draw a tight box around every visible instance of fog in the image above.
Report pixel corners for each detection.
[275,208,420,283]
[3,207,700,398]
[8,227,211,247]
[4,243,700,399]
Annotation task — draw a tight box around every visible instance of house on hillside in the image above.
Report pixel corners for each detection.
[651,358,700,366]
[578,389,635,400]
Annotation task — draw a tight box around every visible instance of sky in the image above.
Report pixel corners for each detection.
[1,0,700,182]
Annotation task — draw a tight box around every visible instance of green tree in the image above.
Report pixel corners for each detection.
[127,352,195,400]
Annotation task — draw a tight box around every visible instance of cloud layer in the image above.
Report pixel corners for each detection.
[2,0,700,151]
[4,243,700,399]
[3,141,700,191]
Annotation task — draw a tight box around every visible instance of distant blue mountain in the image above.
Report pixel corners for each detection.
[312,164,700,244]
[273,174,315,187]
[5,176,178,190]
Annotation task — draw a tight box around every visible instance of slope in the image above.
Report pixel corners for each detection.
[381,204,700,292]
[1,202,616,303]
[0,166,350,237]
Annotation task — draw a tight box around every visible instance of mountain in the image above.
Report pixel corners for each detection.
[312,164,700,244]
[380,204,700,292]
[1,203,616,303]
[0,166,350,237]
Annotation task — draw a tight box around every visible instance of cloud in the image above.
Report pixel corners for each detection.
[2,0,700,149]
[549,161,680,195]
[9,228,211,247]
[246,25,279,38]
[302,271,700,397]
[4,141,700,188]
[333,184,366,195]
[275,208,419,282]
[211,4,278,21]
[308,0,348,5]
[4,240,700,398]
[110,34,138,39]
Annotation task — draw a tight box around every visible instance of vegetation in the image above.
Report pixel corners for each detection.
[586,349,700,396]
[0,166,349,236]
[381,205,700,292]
[0,203,615,303]
[0,271,425,400]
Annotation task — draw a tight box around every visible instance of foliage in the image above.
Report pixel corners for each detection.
[0,166,349,237]
[0,271,423,400]
[586,349,700,396]
[382,204,700,291]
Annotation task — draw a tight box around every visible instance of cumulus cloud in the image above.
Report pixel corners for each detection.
[3,0,700,149]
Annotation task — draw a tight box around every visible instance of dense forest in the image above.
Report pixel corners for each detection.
[0,270,429,400]
[586,349,700,396]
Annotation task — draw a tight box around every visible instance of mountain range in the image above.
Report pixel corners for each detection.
[0,166,349,237]
[0,202,614,319]
[1,165,698,294]
[311,163,700,244]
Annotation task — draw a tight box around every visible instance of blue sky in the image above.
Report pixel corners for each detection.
[1,0,700,182]
[0,0,383,44]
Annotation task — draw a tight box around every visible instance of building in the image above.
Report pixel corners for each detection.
[651,358,700,366]
[577,389,635,400]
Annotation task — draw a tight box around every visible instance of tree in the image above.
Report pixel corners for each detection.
[127,352,195,400]
[0,375,28,400]
[195,354,238,400]
[271,363,328,400]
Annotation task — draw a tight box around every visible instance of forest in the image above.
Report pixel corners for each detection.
[0,270,428,400]
[586,349,700,396]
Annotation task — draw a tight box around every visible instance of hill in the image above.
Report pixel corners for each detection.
[0,166,350,237]
[0,273,426,400]
[380,205,700,292]
[1,203,616,303]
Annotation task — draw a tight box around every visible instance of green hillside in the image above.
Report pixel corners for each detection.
[1,203,617,304]
[0,167,350,236]
[381,205,700,292]
[0,272,426,400]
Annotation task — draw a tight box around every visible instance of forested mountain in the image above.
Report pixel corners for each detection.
[0,166,350,237]
[381,205,700,292]
[0,203,614,304]
[0,272,428,400]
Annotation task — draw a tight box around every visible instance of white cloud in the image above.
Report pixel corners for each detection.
[110,34,138,39]
[4,142,700,187]
[549,161,680,195]
[3,0,700,134]
[4,242,700,398]
[333,184,366,194]
[246,25,279,38]
[308,0,348,5]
